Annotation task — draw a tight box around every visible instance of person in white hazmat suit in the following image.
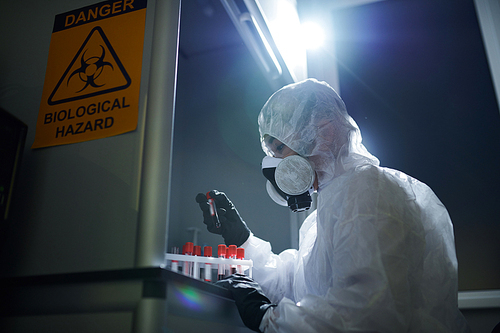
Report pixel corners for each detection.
[196,79,470,332]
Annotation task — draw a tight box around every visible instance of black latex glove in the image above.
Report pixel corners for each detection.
[195,190,251,246]
[216,274,276,332]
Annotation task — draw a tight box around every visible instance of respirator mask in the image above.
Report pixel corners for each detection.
[261,155,315,212]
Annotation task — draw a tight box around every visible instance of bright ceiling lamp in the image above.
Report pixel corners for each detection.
[263,0,308,81]
[300,21,325,50]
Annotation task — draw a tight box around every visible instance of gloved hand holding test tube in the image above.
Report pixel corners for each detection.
[195,190,250,247]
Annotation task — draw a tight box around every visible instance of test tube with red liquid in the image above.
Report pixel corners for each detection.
[228,245,237,275]
[206,192,221,229]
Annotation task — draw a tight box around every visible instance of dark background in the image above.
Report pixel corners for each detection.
[332,0,500,290]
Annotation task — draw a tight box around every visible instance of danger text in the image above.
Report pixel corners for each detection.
[65,0,135,27]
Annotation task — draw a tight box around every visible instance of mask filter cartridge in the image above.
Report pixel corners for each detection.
[262,155,314,212]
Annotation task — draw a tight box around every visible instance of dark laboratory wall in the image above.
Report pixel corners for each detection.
[333,0,500,290]
[167,4,292,254]
[0,0,151,276]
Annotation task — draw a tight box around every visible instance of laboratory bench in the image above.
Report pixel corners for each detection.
[0,267,252,333]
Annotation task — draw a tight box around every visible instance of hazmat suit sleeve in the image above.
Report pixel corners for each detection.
[242,234,300,303]
[243,166,466,333]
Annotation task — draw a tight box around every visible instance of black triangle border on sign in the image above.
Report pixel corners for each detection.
[48,26,132,106]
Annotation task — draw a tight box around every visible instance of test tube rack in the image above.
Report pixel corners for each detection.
[164,253,253,280]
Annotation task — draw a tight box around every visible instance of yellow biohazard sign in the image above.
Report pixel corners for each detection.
[32,0,147,149]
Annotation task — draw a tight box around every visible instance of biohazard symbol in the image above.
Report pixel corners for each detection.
[68,46,114,93]
[48,26,131,105]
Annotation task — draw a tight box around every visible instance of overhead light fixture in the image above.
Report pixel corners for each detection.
[300,21,325,50]
[221,0,309,83]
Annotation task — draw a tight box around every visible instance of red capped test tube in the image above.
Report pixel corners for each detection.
[217,244,226,281]
[193,245,201,256]
[184,242,194,276]
[185,242,194,255]
[193,245,201,279]
[204,246,212,282]
[228,245,237,275]
[206,192,221,229]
